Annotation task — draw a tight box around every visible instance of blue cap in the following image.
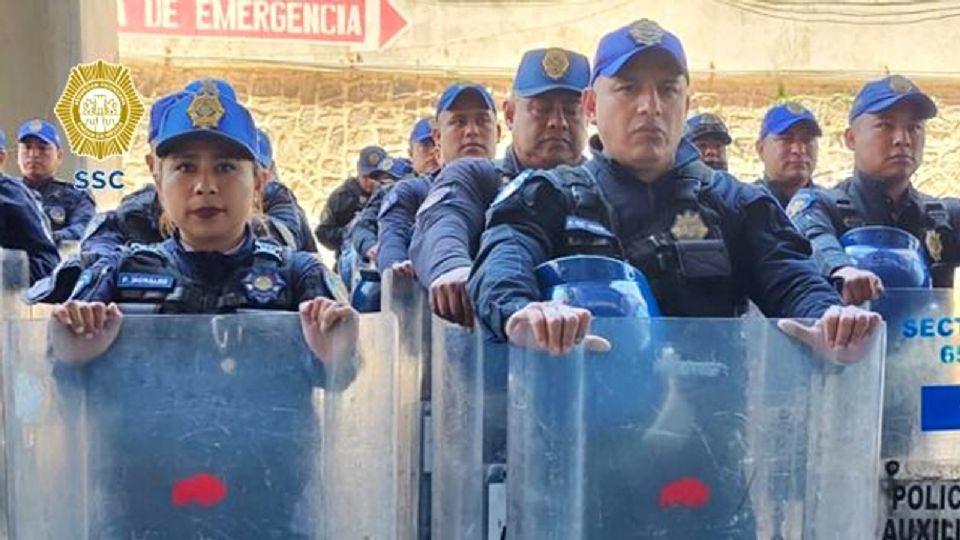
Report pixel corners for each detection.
[357,145,397,178]
[513,48,590,98]
[148,92,188,144]
[0,129,6,150]
[685,113,731,145]
[17,119,62,149]
[184,78,237,102]
[760,102,822,139]
[390,157,414,178]
[154,81,259,161]
[592,19,687,85]
[436,83,496,116]
[410,118,434,143]
[257,129,273,168]
[849,75,937,124]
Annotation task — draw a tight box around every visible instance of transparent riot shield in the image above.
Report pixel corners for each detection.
[2,311,411,539]
[432,319,509,540]
[382,269,432,540]
[507,317,885,539]
[873,289,960,538]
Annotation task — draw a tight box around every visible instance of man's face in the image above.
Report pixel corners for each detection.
[757,123,819,186]
[435,92,499,164]
[358,173,384,195]
[410,138,440,175]
[846,101,926,183]
[692,135,728,171]
[17,137,63,180]
[585,49,689,179]
[506,89,587,169]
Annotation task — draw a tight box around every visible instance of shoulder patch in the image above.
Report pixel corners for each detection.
[378,187,401,218]
[491,169,536,208]
[253,239,284,262]
[415,185,452,218]
[785,190,817,219]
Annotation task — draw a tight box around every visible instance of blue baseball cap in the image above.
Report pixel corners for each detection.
[849,75,937,124]
[0,129,6,150]
[17,119,62,149]
[154,82,259,161]
[513,48,590,98]
[592,19,687,85]
[357,145,397,178]
[184,78,237,102]
[257,129,273,168]
[760,102,822,139]
[148,92,188,144]
[390,157,414,178]
[685,113,731,145]
[436,83,496,117]
[410,118,434,143]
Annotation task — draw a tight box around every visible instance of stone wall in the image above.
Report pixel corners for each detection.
[122,60,960,225]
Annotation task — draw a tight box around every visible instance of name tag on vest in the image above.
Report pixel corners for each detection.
[117,273,175,290]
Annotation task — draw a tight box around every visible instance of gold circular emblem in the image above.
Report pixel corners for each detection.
[186,80,225,130]
[785,102,807,115]
[253,275,274,292]
[367,152,381,166]
[541,48,571,80]
[380,157,395,171]
[55,59,144,160]
[628,19,666,46]
[889,75,914,94]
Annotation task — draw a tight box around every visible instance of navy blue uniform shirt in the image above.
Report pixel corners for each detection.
[0,174,60,283]
[25,176,96,244]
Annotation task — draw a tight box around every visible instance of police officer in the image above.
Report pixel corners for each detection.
[258,128,318,252]
[410,48,590,326]
[469,19,878,361]
[373,82,503,280]
[340,147,402,265]
[789,75,953,303]
[684,113,731,171]
[408,117,441,176]
[315,145,392,254]
[467,19,880,538]
[1,129,59,284]
[16,118,96,245]
[756,102,822,208]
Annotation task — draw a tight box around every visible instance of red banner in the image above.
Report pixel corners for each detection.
[118,0,406,46]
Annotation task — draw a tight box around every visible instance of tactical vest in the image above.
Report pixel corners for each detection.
[114,240,297,314]
[546,162,741,317]
[829,191,958,288]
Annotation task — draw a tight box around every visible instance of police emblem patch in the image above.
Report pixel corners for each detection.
[670,210,708,240]
[628,19,666,46]
[699,113,721,126]
[379,157,395,172]
[242,268,286,304]
[542,49,571,80]
[785,191,816,219]
[925,229,944,263]
[367,151,381,166]
[416,186,452,217]
[785,102,806,115]
[54,59,144,160]
[29,119,43,132]
[889,75,914,94]
[492,170,534,207]
[48,206,67,225]
[186,80,225,129]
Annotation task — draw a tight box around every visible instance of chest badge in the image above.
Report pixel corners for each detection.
[926,229,944,263]
[242,268,287,304]
[671,210,709,240]
[48,206,67,225]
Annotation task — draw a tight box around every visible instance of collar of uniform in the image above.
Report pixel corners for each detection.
[597,138,701,184]
[852,170,920,214]
[499,146,523,178]
[175,226,251,255]
[22,175,55,190]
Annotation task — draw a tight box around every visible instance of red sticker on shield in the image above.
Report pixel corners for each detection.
[172,473,228,508]
[659,477,711,508]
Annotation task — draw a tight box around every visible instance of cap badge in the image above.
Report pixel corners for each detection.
[29,119,43,132]
[628,19,666,46]
[186,80,225,129]
[785,102,807,115]
[541,48,571,80]
[367,151,381,166]
[889,75,915,94]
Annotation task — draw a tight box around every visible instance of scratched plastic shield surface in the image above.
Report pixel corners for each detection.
[873,289,960,537]
[2,312,408,540]
[507,317,886,539]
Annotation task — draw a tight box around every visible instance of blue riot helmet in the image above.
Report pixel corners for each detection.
[535,255,662,317]
[350,268,382,313]
[840,226,932,288]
